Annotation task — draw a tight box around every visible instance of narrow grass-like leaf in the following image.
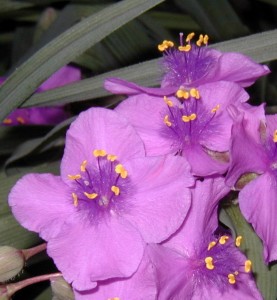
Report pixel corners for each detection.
[0,0,165,122]
[0,1,33,13]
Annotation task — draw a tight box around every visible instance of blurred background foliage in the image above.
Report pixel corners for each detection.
[0,0,276,299]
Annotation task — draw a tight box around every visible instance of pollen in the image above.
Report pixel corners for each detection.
[228,273,236,284]
[115,164,128,179]
[72,193,78,207]
[235,236,242,247]
[244,260,252,273]
[203,34,209,45]
[178,44,191,52]
[68,174,81,180]
[164,115,172,127]
[16,117,25,124]
[111,186,120,196]
[84,192,98,200]
[211,104,220,113]
[182,114,197,122]
[158,40,174,52]
[80,160,87,172]
[196,34,204,47]
[186,32,195,42]
[3,118,12,124]
[163,96,174,107]
[273,130,277,143]
[93,149,107,157]
[190,88,200,99]
[176,89,189,99]
[205,256,215,270]
[219,235,229,245]
[107,154,117,161]
[208,241,217,250]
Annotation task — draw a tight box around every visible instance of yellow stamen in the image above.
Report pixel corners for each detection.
[84,192,98,200]
[196,34,204,46]
[208,241,217,250]
[93,149,107,157]
[244,260,252,273]
[219,235,229,245]
[190,88,200,99]
[3,118,12,124]
[164,115,172,127]
[182,114,197,122]
[273,130,277,143]
[190,113,197,121]
[163,96,174,107]
[211,104,220,113]
[80,160,87,172]
[107,154,117,162]
[107,298,120,300]
[111,186,120,196]
[203,34,209,45]
[178,44,191,52]
[228,273,236,284]
[16,117,25,124]
[68,174,81,180]
[205,256,215,270]
[115,164,128,179]
[235,236,242,247]
[158,40,174,52]
[72,193,78,207]
[186,32,195,42]
[176,89,189,99]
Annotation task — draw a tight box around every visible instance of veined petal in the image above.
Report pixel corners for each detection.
[47,217,145,291]
[123,155,194,243]
[8,174,75,240]
[239,172,277,262]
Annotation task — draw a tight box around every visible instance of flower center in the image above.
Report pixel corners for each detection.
[192,235,252,288]
[67,149,131,222]
[158,33,216,88]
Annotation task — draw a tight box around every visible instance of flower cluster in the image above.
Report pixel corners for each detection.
[8,32,273,299]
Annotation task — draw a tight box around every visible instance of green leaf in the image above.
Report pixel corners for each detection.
[0,0,165,121]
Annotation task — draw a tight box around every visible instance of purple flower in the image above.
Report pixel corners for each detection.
[8,107,194,290]
[226,106,277,262]
[114,81,249,176]
[1,65,81,126]
[148,178,262,300]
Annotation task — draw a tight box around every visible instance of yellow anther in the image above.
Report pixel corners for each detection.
[205,256,215,270]
[196,34,204,47]
[273,130,277,143]
[203,34,209,45]
[111,186,120,196]
[211,104,220,113]
[93,149,107,157]
[219,235,229,245]
[68,174,81,180]
[176,89,189,99]
[182,114,197,122]
[228,273,236,284]
[190,88,200,99]
[158,40,174,52]
[235,236,242,247]
[186,32,195,42]
[163,96,174,107]
[3,118,12,124]
[115,164,128,179]
[107,298,120,300]
[72,193,78,207]
[190,113,197,121]
[80,160,87,172]
[208,241,217,250]
[178,44,191,52]
[107,154,117,162]
[84,192,98,200]
[16,117,25,124]
[244,260,252,273]
[164,115,172,127]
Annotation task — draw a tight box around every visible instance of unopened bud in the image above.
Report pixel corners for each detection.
[0,246,24,282]
[51,277,74,300]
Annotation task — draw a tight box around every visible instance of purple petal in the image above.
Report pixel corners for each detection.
[74,249,157,299]
[47,217,145,290]
[265,114,277,137]
[211,52,270,87]
[8,174,75,240]
[61,107,145,181]
[239,172,277,262]
[123,155,194,243]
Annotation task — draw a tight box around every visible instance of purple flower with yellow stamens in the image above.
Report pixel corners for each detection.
[1,65,81,126]
[226,107,277,262]
[8,107,194,291]
[114,81,249,176]
[148,177,262,300]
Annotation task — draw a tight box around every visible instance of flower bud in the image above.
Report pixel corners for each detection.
[0,246,24,282]
[51,277,74,300]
